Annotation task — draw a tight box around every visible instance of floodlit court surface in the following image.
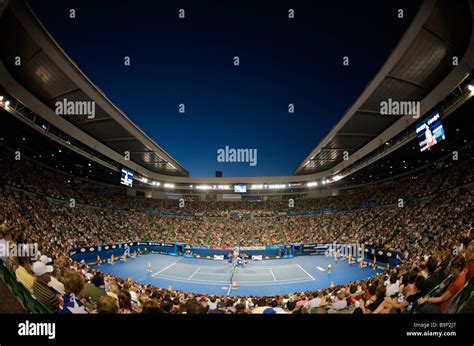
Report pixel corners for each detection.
[92,253,382,296]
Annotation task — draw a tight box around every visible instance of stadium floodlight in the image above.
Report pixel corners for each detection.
[250,184,264,190]
[307,181,318,187]
[5,100,10,107]
[332,175,342,182]
[164,183,175,189]
[468,84,474,92]
[217,185,231,190]
[0,95,3,101]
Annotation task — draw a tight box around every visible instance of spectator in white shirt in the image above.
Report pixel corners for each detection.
[385,273,400,297]
[331,290,348,311]
[305,292,325,310]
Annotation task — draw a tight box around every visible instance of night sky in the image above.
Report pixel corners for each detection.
[28,0,422,177]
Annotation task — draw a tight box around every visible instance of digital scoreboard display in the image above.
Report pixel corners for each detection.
[120,167,134,187]
[234,184,247,193]
[416,111,446,152]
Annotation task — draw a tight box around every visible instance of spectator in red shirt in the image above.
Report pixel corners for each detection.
[418,255,467,313]
[465,240,474,281]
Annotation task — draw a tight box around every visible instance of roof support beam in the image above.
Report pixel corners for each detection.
[78,117,114,125]
[337,133,378,137]
[102,137,136,143]
[386,74,430,90]
[46,87,82,102]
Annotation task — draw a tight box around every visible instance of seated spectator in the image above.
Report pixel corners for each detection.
[14,257,35,293]
[418,255,467,313]
[346,285,361,306]
[285,300,297,313]
[141,300,161,314]
[207,296,217,311]
[235,303,247,314]
[185,300,205,314]
[251,298,271,314]
[160,298,173,314]
[97,295,119,314]
[117,290,133,314]
[385,273,400,297]
[59,270,89,314]
[331,290,348,311]
[375,276,426,314]
[32,260,59,313]
[208,301,227,314]
[305,292,326,310]
[270,299,287,313]
[83,274,106,308]
[360,285,386,313]
[465,240,474,280]
[423,256,445,295]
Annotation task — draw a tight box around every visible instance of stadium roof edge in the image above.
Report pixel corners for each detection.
[0,0,189,177]
[294,0,474,176]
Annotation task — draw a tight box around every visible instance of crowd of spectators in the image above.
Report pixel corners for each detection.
[0,152,473,314]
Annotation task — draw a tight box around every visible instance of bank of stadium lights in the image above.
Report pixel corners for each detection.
[164,183,175,189]
[287,183,302,187]
[217,185,231,190]
[307,181,318,187]
[250,184,264,190]
[195,185,231,190]
[268,184,286,189]
[332,175,342,182]
[468,84,474,92]
[195,185,212,190]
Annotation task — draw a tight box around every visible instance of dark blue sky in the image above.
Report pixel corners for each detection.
[28,0,421,177]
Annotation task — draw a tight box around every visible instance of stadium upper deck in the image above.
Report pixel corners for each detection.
[0,0,473,194]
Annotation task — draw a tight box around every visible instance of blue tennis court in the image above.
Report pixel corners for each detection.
[92,253,382,296]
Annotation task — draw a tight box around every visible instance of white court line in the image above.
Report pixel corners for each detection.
[187,267,201,279]
[152,274,314,286]
[296,263,315,281]
[269,268,277,282]
[227,285,232,295]
[196,272,272,276]
[151,261,179,277]
[162,262,301,270]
